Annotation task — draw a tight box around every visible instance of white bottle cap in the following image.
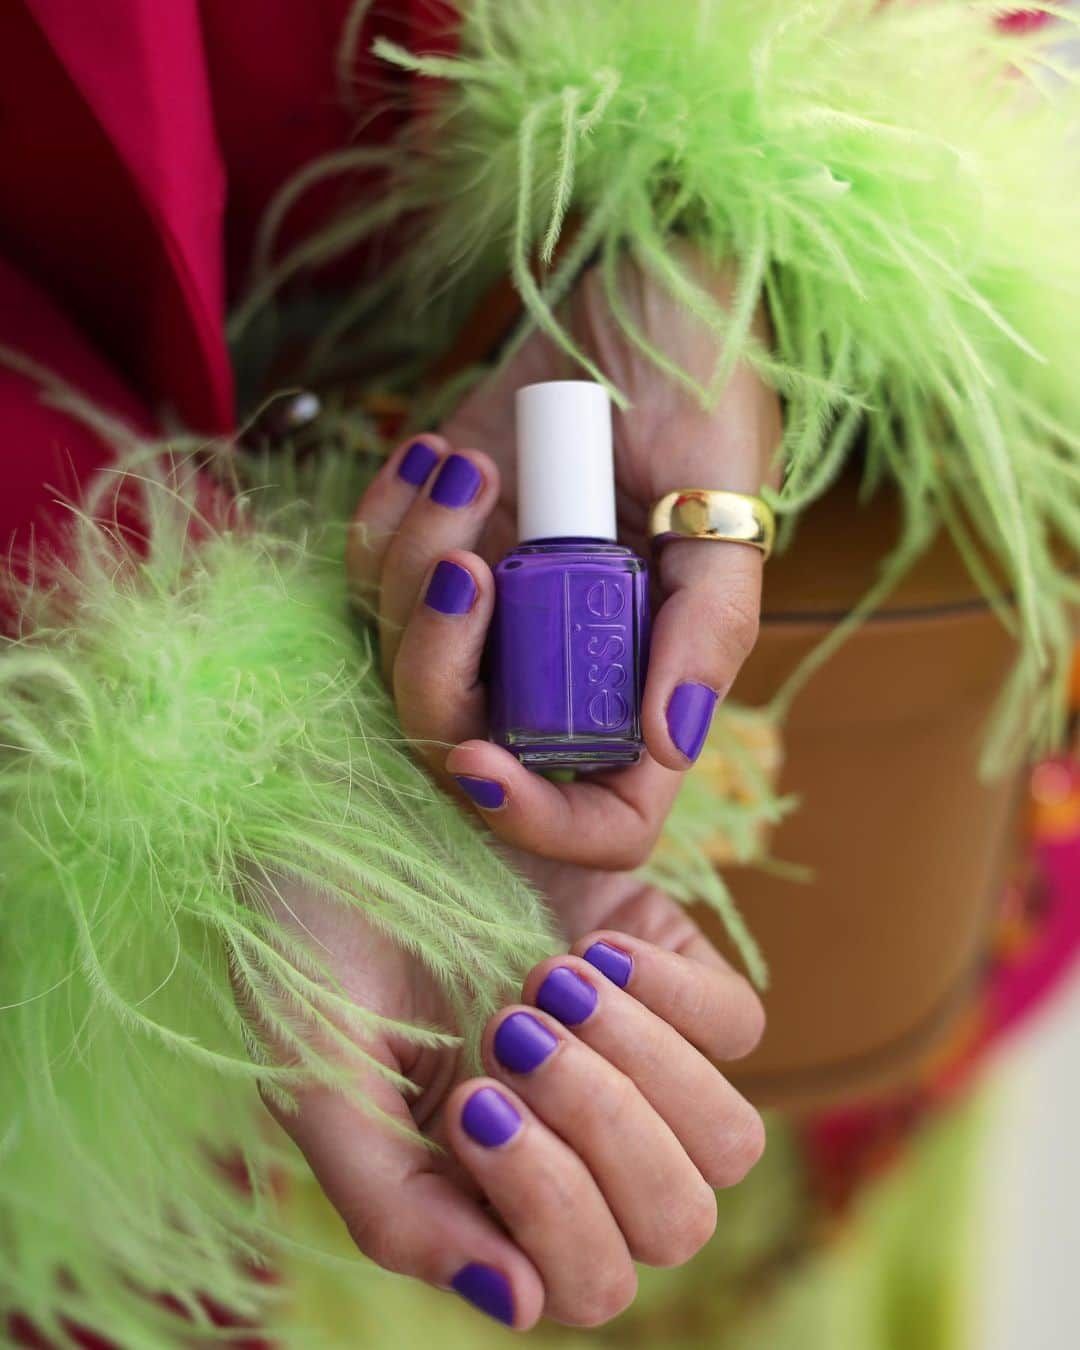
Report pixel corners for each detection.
[515,380,617,542]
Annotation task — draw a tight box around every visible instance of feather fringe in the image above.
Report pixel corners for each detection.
[0,427,556,1343]
[243,0,1080,769]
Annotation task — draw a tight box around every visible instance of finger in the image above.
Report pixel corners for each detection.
[445,1078,638,1327]
[569,930,766,1062]
[379,448,501,680]
[393,550,494,759]
[445,738,681,871]
[483,1006,717,1267]
[268,1074,545,1331]
[521,955,765,1189]
[641,540,763,769]
[346,435,449,615]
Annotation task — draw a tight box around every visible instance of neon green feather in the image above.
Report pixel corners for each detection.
[0,436,556,1343]
[257,0,1080,768]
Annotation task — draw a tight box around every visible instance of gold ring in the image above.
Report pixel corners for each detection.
[648,490,775,560]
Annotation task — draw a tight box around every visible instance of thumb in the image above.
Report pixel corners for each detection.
[641,539,763,768]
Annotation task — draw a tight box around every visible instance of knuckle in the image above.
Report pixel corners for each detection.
[514,1151,582,1221]
[574,1264,638,1327]
[394,645,463,709]
[723,979,767,1059]
[588,1071,640,1135]
[636,1187,718,1268]
[346,1214,412,1276]
[705,589,760,670]
[706,1108,767,1188]
[608,830,656,872]
[679,1188,720,1260]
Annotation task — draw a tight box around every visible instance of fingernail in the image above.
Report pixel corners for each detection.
[666,682,719,763]
[455,775,506,810]
[583,941,633,989]
[431,453,483,508]
[461,1087,522,1148]
[451,1263,514,1326]
[536,967,597,1027]
[494,1011,559,1075]
[397,439,440,486]
[425,560,477,615]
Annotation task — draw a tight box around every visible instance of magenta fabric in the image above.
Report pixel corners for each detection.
[0,256,154,566]
[0,0,455,551]
[0,2,231,436]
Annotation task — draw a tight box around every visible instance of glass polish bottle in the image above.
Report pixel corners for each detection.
[489,381,650,770]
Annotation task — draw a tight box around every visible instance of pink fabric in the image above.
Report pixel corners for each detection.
[0,0,456,553]
[1000,10,1056,33]
[0,3,231,435]
[0,257,154,565]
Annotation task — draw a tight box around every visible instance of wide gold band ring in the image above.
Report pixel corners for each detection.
[648,489,776,560]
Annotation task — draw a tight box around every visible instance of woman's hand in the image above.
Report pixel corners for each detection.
[347,243,781,869]
[256,868,764,1330]
[259,243,773,1329]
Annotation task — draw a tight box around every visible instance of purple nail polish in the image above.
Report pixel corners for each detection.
[397,439,439,486]
[431,453,483,508]
[425,560,477,615]
[494,1011,558,1074]
[536,967,598,1027]
[451,1263,514,1326]
[461,1087,522,1148]
[583,941,633,988]
[489,383,650,771]
[454,776,506,810]
[666,682,719,763]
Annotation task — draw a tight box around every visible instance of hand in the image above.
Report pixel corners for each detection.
[348,242,781,868]
[256,869,764,1331]
[284,244,768,1328]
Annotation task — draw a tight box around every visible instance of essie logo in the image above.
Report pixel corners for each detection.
[584,578,627,621]
[575,577,630,730]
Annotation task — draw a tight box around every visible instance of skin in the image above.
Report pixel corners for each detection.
[259,244,782,1329]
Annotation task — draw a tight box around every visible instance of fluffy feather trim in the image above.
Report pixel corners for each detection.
[0,443,554,1344]
[287,0,1080,767]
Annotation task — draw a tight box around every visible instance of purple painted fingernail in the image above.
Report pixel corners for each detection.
[494,1011,559,1075]
[431,453,483,508]
[455,776,506,810]
[451,1263,514,1326]
[666,682,719,763]
[536,967,598,1026]
[425,560,477,615]
[397,439,439,486]
[583,941,633,989]
[462,1087,522,1148]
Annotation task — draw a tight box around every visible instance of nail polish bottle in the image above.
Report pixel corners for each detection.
[489,381,649,770]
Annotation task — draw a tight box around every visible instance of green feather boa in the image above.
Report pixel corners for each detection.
[0,438,558,1343]
[244,0,1080,766]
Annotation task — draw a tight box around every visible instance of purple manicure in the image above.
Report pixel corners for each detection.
[431,453,483,508]
[536,967,597,1026]
[397,439,439,487]
[461,1087,522,1148]
[451,1263,514,1326]
[666,682,719,763]
[425,560,477,615]
[455,776,506,810]
[494,1011,559,1075]
[583,941,633,989]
